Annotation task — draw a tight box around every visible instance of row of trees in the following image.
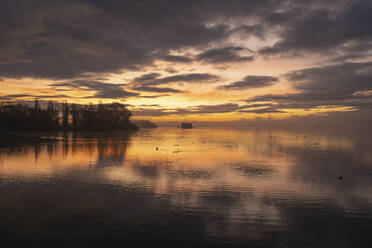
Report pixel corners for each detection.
[0,99,137,131]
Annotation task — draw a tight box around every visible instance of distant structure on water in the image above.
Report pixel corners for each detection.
[181,123,193,129]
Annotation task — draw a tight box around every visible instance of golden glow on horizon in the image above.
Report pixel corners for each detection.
[0,56,356,122]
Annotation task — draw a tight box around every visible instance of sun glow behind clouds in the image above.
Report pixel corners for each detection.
[0,0,371,123]
[0,59,359,122]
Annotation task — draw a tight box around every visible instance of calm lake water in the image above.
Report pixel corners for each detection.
[1,127,372,247]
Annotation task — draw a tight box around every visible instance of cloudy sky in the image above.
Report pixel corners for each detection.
[1,0,371,123]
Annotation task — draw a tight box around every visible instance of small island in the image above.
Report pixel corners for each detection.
[181,123,193,129]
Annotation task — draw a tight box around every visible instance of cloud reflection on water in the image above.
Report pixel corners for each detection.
[0,127,371,247]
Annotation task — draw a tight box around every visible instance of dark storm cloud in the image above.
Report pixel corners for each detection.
[196,47,254,64]
[133,73,219,86]
[133,73,162,83]
[51,80,139,98]
[218,75,278,90]
[130,72,218,93]
[131,73,219,93]
[241,103,275,108]
[247,62,372,110]
[132,86,183,93]
[159,55,193,63]
[239,107,285,114]
[165,68,178,74]
[0,0,371,121]
[288,62,372,95]
[140,94,170,98]
[260,0,372,57]
[229,25,266,39]
[4,0,352,80]
[138,104,161,107]
[0,0,273,79]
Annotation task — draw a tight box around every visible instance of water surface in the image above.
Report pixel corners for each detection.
[1,127,372,247]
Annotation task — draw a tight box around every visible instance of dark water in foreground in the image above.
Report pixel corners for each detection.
[1,127,372,247]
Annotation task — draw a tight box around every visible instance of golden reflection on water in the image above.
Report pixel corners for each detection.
[0,128,366,196]
[0,128,358,177]
[1,127,372,244]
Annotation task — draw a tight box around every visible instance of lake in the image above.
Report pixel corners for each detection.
[1,127,372,247]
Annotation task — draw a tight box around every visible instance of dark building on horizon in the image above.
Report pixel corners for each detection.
[181,123,193,129]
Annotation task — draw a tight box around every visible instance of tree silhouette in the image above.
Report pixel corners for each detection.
[0,100,137,132]
[62,101,69,130]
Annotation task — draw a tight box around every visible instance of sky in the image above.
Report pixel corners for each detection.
[0,0,372,124]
